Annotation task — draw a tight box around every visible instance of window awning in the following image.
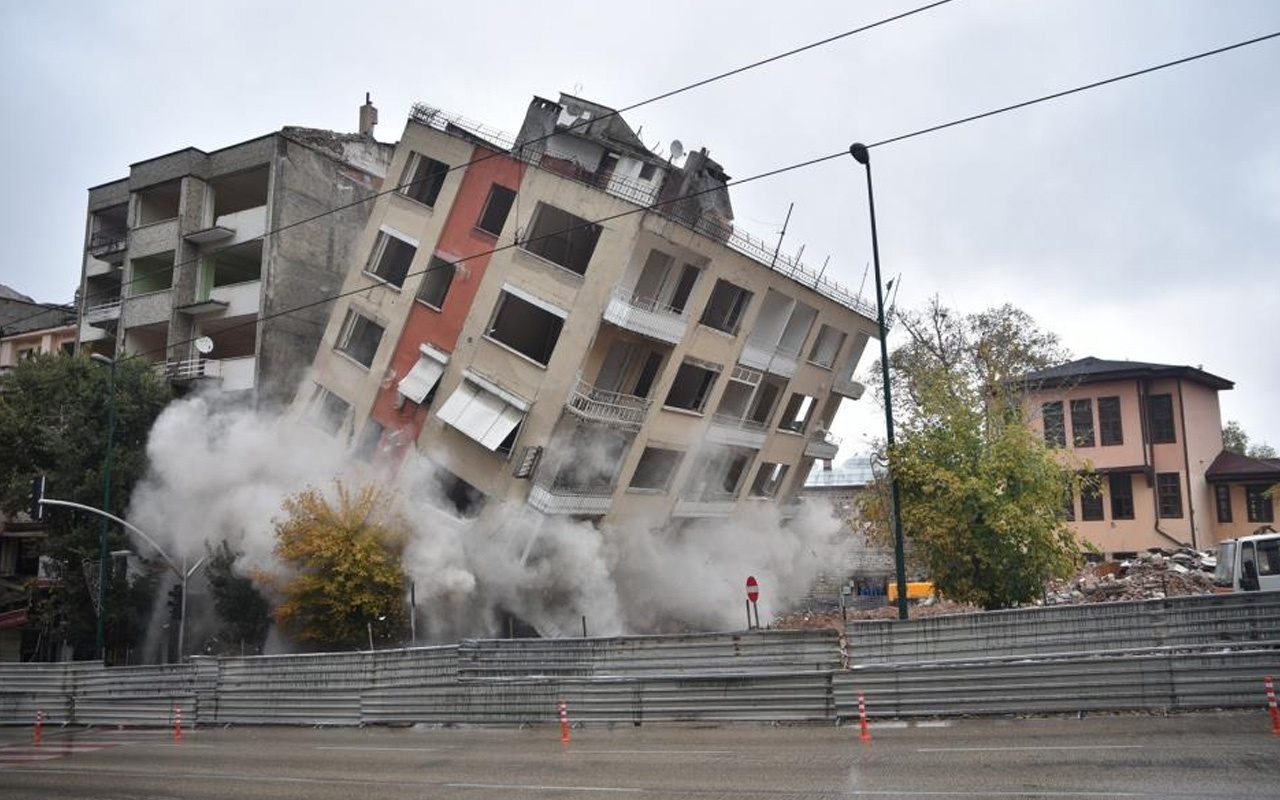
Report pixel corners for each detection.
[435,380,525,450]
[397,344,449,403]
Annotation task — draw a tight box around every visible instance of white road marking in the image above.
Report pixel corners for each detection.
[869,721,908,729]
[916,744,1145,753]
[571,750,735,755]
[0,753,63,762]
[447,782,642,793]
[314,746,445,752]
[913,720,952,728]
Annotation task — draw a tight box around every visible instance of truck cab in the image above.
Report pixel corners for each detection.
[1213,532,1280,592]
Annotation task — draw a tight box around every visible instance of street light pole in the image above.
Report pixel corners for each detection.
[92,354,117,660]
[849,143,909,621]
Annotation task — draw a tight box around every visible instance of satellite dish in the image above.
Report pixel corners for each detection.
[564,102,584,119]
[194,336,214,355]
[669,140,685,161]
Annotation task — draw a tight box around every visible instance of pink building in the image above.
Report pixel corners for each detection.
[1020,357,1276,557]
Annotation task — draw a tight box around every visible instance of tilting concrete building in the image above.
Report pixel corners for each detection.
[298,93,880,526]
[76,100,394,407]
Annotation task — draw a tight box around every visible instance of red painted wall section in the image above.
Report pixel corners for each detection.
[371,145,525,461]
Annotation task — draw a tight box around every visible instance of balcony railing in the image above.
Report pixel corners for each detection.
[602,286,689,344]
[161,358,220,381]
[527,466,615,516]
[673,492,739,517]
[565,375,652,429]
[84,299,122,325]
[87,230,127,261]
[739,339,803,378]
[707,413,769,449]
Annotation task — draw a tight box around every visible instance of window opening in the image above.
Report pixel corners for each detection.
[1147,394,1176,444]
[664,360,720,413]
[808,324,846,368]
[400,152,450,207]
[1215,484,1233,523]
[779,393,816,433]
[699,279,752,335]
[416,256,456,309]
[367,231,417,288]
[1157,472,1183,519]
[1071,399,1095,448]
[486,290,565,366]
[335,309,384,368]
[1098,396,1123,446]
[749,462,791,498]
[476,184,517,236]
[1042,401,1065,447]
[522,202,602,275]
[1109,472,1135,520]
[1081,483,1104,521]
[1247,485,1275,523]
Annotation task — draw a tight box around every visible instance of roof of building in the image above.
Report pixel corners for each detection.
[0,289,75,337]
[1017,357,1234,391]
[804,455,877,489]
[1205,450,1280,483]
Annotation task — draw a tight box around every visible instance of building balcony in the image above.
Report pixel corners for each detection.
[602,286,689,345]
[87,231,128,265]
[804,430,842,461]
[527,482,614,516]
[565,375,651,430]
[673,493,738,518]
[706,413,768,449]
[184,205,268,246]
[84,299,122,326]
[833,377,866,400]
[160,355,256,391]
[739,340,801,378]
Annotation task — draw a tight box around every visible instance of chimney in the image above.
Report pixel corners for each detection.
[359,92,378,137]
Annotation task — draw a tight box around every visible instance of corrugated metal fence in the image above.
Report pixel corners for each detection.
[2,595,1277,726]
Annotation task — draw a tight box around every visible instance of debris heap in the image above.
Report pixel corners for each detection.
[1045,549,1217,605]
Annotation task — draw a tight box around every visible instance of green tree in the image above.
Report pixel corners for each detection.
[862,299,1082,609]
[204,539,271,655]
[0,352,171,660]
[267,482,408,649]
[1222,420,1276,459]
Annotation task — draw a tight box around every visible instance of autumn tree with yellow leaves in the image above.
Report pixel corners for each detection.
[269,482,409,649]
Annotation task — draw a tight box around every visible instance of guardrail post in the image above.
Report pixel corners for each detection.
[1266,676,1279,736]
[34,709,43,746]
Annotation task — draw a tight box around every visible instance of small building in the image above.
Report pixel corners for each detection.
[0,287,76,376]
[1019,357,1275,556]
[801,456,894,606]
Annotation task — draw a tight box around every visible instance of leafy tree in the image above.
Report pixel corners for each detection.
[0,352,172,660]
[204,539,271,655]
[861,299,1082,609]
[267,482,408,649]
[1222,420,1276,459]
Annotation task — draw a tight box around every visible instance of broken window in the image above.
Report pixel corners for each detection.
[1071,399,1095,448]
[808,324,846,368]
[334,309,384,368]
[129,251,175,294]
[476,184,517,236]
[397,344,449,405]
[1098,396,1123,446]
[309,386,350,435]
[1109,473,1135,520]
[486,288,565,366]
[664,359,720,413]
[1147,394,1176,444]
[522,202,602,275]
[416,256,456,309]
[366,229,417,289]
[629,447,684,492]
[749,462,791,498]
[778,392,816,433]
[699,279,752,335]
[435,468,486,519]
[1042,401,1066,447]
[400,152,450,207]
[136,181,181,225]
[1157,472,1183,519]
[435,378,527,453]
[353,420,385,462]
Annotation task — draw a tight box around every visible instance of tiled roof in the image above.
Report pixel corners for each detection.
[1205,450,1280,483]
[1017,357,1233,391]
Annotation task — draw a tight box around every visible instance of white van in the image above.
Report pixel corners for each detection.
[1213,532,1280,592]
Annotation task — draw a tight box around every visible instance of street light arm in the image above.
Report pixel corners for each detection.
[39,497,180,577]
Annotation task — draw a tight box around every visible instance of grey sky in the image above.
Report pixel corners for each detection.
[2,0,1277,449]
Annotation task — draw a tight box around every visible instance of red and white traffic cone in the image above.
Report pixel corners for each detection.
[173,704,182,743]
[858,691,871,743]
[559,699,571,746]
[34,709,43,747]
[1265,676,1280,736]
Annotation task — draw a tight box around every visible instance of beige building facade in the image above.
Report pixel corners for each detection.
[297,94,880,529]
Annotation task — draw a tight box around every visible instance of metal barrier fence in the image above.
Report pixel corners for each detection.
[846,591,1280,664]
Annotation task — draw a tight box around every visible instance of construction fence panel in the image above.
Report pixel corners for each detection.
[0,662,90,725]
[210,651,373,726]
[74,664,196,727]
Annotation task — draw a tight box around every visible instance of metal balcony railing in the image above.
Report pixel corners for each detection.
[711,413,770,435]
[160,358,221,381]
[84,299,122,324]
[565,375,652,429]
[87,230,127,257]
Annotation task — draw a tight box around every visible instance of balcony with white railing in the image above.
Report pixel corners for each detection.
[804,430,842,461]
[739,340,802,378]
[159,355,255,391]
[602,286,690,345]
[673,491,739,518]
[565,375,652,430]
[706,413,769,449]
[84,299,122,326]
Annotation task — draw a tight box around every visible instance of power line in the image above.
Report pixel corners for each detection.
[11,0,958,336]
[121,26,1280,369]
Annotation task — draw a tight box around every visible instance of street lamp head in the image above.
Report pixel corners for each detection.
[90,353,114,366]
[849,142,870,166]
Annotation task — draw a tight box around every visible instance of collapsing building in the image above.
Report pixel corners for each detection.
[297,92,880,534]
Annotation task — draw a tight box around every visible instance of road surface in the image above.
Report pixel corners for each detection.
[1,711,1277,799]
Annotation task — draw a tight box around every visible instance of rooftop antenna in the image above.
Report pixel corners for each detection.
[669,140,685,163]
[856,262,869,300]
[769,202,795,270]
[815,255,831,286]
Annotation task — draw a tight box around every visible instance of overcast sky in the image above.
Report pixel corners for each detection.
[2,0,1277,451]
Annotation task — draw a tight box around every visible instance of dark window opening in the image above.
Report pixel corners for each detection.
[416,256,456,309]
[522,203,602,275]
[311,387,350,435]
[779,393,816,433]
[664,361,720,413]
[631,352,664,399]
[401,153,450,207]
[354,421,385,462]
[808,324,846,368]
[130,251,175,294]
[1215,484,1233,523]
[1071,399,1095,448]
[1042,401,1065,447]
[1246,485,1275,523]
[638,162,657,181]
[748,378,784,426]
[699,279,753,335]
[668,264,701,314]
[367,232,416,288]
[486,291,564,366]
[136,181,181,225]
[749,462,790,498]
[1157,472,1183,519]
[335,310,384,368]
[477,184,517,236]
[437,469,486,519]
[1109,472,1135,520]
[1098,396,1123,446]
[1147,394,1176,444]
[1081,483,1104,521]
[210,165,269,218]
[629,447,683,492]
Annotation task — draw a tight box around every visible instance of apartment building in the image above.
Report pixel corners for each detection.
[76,100,394,407]
[0,287,76,376]
[298,93,879,529]
[1020,357,1276,556]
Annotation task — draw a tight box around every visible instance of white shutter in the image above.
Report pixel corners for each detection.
[397,356,445,403]
[479,404,524,450]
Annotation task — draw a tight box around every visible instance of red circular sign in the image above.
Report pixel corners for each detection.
[746,576,759,603]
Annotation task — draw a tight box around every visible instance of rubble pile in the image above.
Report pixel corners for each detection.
[773,598,980,630]
[1046,549,1217,605]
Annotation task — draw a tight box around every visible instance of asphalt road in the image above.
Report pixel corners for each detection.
[1,712,1277,799]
